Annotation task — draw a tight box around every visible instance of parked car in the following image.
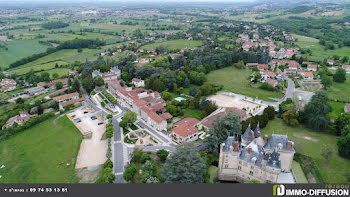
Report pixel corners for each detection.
[84,111,88,114]
[71,115,76,118]
[74,118,81,123]
[98,122,104,125]
[91,116,97,120]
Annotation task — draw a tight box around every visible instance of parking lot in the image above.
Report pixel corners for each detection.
[68,107,108,168]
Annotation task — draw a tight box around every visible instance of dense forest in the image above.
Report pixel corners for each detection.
[41,21,69,29]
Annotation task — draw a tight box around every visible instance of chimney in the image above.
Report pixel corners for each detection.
[257,131,261,138]
[248,147,252,154]
[234,141,239,152]
[229,146,233,152]
[249,131,254,141]
[286,141,294,151]
[264,135,268,144]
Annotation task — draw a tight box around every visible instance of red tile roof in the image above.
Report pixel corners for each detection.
[303,72,313,78]
[172,117,200,137]
[60,98,84,108]
[53,92,79,101]
[345,103,350,112]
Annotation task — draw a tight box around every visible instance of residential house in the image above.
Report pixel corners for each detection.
[3,111,37,129]
[198,107,248,131]
[69,70,79,77]
[265,79,278,87]
[24,86,46,96]
[342,65,350,72]
[59,98,84,110]
[169,53,183,60]
[327,59,334,66]
[302,72,314,80]
[260,71,276,81]
[345,103,350,113]
[171,118,200,144]
[53,92,79,102]
[132,78,145,88]
[307,64,318,72]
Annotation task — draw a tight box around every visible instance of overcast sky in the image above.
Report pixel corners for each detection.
[0,0,256,2]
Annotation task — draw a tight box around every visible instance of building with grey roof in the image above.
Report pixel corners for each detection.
[218,133,295,183]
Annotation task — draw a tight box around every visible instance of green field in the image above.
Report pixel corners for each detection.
[328,101,345,120]
[292,161,308,183]
[262,118,350,183]
[327,75,350,102]
[12,61,69,75]
[208,165,218,183]
[206,67,284,101]
[0,40,49,69]
[141,40,202,51]
[294,34,350,60]
[0,116,83,183]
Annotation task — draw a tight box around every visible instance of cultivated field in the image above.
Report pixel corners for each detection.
[327,75,350,102]
[262,118,350,183]
[141,39,202,50]
[206,67,283,101]
[0,116,82,183]
[0,40,49,69]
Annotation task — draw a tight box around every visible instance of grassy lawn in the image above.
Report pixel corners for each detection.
[262,118,350,183]
[0,115,83,183]
[292,161,308,183]
[141,39,202,51]
[208,165,218,183]
[206,67,283,101]
[327,76,350,102]
[328,101,345,120]
[0,40,49,69]
[183,108,202,120]
[294,34,350,60]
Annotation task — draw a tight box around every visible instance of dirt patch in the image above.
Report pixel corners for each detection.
[68,108,108,168]
[207,93,262,114]
[293,133,319,142]
[298,80,322,92]
[75,165,102,183]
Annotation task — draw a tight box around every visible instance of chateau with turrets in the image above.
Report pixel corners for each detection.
[218,123,295,183]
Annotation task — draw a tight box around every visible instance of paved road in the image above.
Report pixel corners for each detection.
[140,145,176,153]
[283,76,295,100]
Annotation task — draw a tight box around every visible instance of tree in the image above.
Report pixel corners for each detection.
[48,100,58,109]
[156,149,169,163]
[30,107,38,114]
[321,145,333,165]
[234,60,245,69]
[263,106,275,120]
[140,152,151,164]
[282,109,299,127]
[333,68,347,83]
[130,148,143,163]
[82,75,94,93]
[72,78,81,92]
[205,111,242,154]
[337,132,350,159]
[303,91,331,131]
[123,164,137,183]
[16,97,24,104]
[189,87,197,97]
[107,114,113,119]
[161,143,207,183]
[161,91,173,101]
[334,113,350,136]
[94,76,105,87]
[40,72,50,82]
[119,120,128,129]
[52,73,59,79]
[0,93,9,105]
[121,111,137,127]
[55,82,63,90]
[321,75,332,90]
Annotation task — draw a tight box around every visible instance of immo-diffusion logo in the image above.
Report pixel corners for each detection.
[273,185,285,196]
[273,184,349,196]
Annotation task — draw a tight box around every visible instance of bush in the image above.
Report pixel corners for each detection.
[156,149,169,162]
[123,164,137,183]
[140,152,152,164]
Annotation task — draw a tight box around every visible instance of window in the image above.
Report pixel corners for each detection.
[251,166,254,169]
[225,165,228,168]
[250,171,253,175]
[238,166,241,170]
[239,161,242,164]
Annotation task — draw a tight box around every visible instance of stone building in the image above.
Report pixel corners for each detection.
[218,123,295,183]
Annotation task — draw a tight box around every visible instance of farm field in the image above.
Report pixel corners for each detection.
[294,34,350,60]
[327,75,350,102]
[141,39,202,50]
[206,66,284,101]
[12,61,69,75]
[0,40,49,69]
[262,118,350,183]
[0,116,83,183]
